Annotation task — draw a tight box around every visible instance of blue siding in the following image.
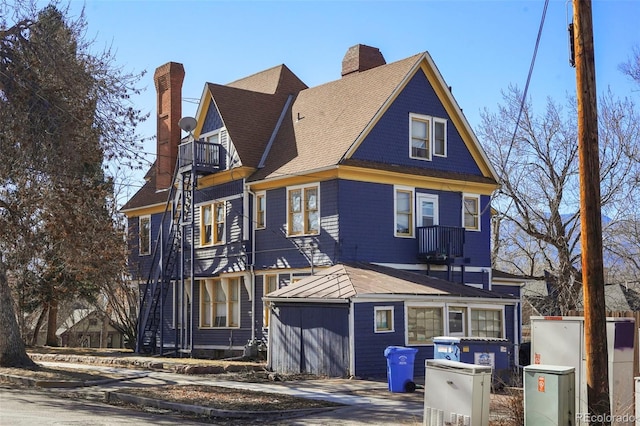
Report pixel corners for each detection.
[201,103,223,134]
[254,180,339,270]
[353,302,433,380]
[336,180,491,270]
[352,71,482,177]
[127,212,172,281]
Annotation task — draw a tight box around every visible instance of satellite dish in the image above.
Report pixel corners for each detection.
[178,116,197,133]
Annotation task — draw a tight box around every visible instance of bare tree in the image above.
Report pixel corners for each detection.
[0,2,146,366]
[480,83,639,313]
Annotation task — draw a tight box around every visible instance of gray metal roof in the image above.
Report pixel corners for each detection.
[265,262,513,302]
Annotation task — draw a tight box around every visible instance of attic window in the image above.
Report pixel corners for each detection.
[409,113,447,161]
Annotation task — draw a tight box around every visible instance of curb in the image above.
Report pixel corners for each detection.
[0,372,147,388]
[105,391,340,420]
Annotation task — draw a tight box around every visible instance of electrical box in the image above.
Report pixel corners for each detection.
[424,359,492,426]
[530,316,635,425]
[524,364,575,426]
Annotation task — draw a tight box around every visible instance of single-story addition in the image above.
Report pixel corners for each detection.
[264,262,520,380]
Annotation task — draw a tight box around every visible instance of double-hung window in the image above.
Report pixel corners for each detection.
[139,215,151,255]
[375,306,394,333]
[263,275,278,328]
[409,113,447,161]
[287,184,319,236]
[200,278,240,328]
[200,201,226,245]
[255,192,266,230]
[395,187,414,237]
[463,194,481,231]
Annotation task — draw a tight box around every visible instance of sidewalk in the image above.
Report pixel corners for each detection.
[14,352,427,425]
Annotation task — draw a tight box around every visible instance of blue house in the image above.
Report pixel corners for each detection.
[121,45,520,378]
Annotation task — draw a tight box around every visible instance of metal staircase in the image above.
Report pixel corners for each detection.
[137,164,193,355]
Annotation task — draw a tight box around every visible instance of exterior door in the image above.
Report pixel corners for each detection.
[417,194,439,227]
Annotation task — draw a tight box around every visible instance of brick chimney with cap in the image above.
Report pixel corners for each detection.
[341,44,386,77]
[154,62,185,191]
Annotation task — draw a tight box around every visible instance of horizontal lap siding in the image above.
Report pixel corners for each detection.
[268,303,349,377]
[353,301,406,379]
[351,71,482,176]
[254,181,338,270]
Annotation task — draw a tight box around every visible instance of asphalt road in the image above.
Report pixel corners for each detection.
[0,386,207,425]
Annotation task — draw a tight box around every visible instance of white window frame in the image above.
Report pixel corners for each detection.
[394,186,414,238]
[172,280,192,329]
[263,274,278,328]
[409,113,448,161]
[462,193,481,231]
[200,201,226,246]
[255,191,266,230]
[374,306,395,333]
[405,302,444,346]
[433,117,447,157]
[416,193,439,227]
[405,303,505,343]
[447,306,467,337]
[138,215,151,256]
[199,277,241,329]
[286,183,320,237]
[469,305,505,338]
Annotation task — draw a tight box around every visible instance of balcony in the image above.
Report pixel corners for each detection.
[178,141,221,174]
[417,225,465,263]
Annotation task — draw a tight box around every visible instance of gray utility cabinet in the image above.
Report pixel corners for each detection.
[524,364,575,426]
[424,359,492,426]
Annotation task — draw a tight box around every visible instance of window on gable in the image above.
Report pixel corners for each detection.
[434,118,447,157]
[410,115,430,160]
[463,194,481,231]
[395,187,414,237]
[287,185,319,236]
[410,113,447,161]
[139,215,151,256]
[375,306,394,333]
[200,201,226,246]
[255,192,266,230]
[200,278,240,328]
[407,306,443,345]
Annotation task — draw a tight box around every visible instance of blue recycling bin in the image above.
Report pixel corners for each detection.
[384,346,418,393]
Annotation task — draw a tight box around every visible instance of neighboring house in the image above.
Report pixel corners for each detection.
[57,309,125,348]
[121,44,519,377]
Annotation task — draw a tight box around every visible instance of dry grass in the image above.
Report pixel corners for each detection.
[119,384,342,411]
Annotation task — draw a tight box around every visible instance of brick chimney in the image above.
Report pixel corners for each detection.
[154,62,185,191]
[341,44,386,77]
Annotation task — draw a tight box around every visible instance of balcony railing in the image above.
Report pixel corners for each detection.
[178,141,221,174]
[417,225,465,262]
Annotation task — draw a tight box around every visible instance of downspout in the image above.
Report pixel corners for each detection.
[190,159,196,356]
[245,181,256,342]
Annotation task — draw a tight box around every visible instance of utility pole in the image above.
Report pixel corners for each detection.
[572,0,610,423]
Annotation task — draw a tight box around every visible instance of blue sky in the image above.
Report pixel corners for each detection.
[59,0,639,201]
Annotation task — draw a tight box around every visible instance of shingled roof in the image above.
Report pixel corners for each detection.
[120,162,171,212]
[249,53,424,181]
[265,262,514,302]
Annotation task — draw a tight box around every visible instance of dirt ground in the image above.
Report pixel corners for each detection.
[0,347,524,425]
